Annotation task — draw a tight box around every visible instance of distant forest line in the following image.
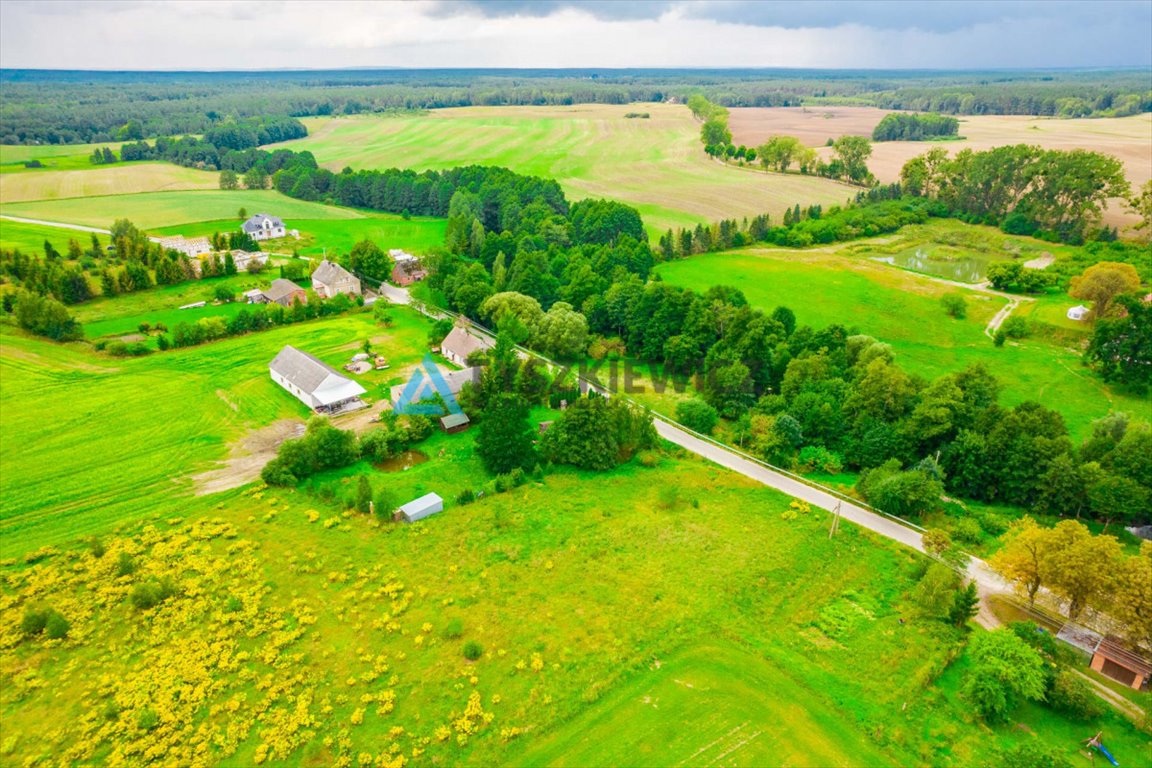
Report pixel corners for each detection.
[1,68,1150,145]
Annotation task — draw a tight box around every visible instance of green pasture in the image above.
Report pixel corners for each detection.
[271,104,856,234]
[0,218,99,253]
[511,643,898,767]
[69,273,278,326]
[150,214,448,257]
[0,141,122,167]
[656,246,1149,441]
[0,308,432,552]
[0,189,362,229]
[3,304,1151,765]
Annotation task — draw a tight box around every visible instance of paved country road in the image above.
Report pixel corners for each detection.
[651,418,1014,596]
[377,279,1014,595]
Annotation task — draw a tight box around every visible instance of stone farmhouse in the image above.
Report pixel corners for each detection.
[312,259,361,298]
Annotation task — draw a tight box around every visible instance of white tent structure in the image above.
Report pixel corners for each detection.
[269,345,367,413]
[1067,305,1090,321]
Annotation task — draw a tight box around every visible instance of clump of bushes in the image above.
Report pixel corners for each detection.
[129,578,179,611]
[455,489,477,506]
[463,640,484,661]
[441,619,464,640]
[21,607,70,640]
[262,417,360,486]
[797,445,843,474]
[940,293,967,319]
[675,398,719,435]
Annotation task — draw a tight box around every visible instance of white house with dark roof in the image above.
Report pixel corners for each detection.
[242,213,286,241]
[439,326,494,366]
[269,345,367,413]
[311,259,361,298]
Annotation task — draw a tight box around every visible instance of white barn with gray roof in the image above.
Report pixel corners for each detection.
[269,345,367,413]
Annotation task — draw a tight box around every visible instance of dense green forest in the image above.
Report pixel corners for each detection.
[2,68,1149,144]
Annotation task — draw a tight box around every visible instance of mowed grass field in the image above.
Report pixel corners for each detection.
[268,104,857,234]
[656,242,1150,441]
[0,163,218,203]
[0,308,434,551]
[0,218,102,253]
[2,191,448,256]
[151,214,448,257]
[0,189,362,229]
[510,644,896,767]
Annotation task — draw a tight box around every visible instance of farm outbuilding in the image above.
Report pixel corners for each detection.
[440,412,470,434]
[1067,305,1090,321]
[269,345,367,414]
[262,278,308,307]
[1090,637,1152,690]
[398,492,443,523]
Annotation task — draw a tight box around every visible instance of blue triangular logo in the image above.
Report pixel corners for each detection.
[395,355,464,416]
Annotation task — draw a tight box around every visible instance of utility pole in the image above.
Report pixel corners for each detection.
[829,500,841,539]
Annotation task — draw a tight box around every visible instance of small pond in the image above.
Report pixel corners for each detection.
[871,246,1006,283]
[374,450,430,472]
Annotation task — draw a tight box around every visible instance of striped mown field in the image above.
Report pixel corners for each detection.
[270,103,858,234]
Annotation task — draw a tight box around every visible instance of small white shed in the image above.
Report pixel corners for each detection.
[398,492,443,523]
[1067,305,1090,321]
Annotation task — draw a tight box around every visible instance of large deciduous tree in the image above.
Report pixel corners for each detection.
[1084,294,1152,389]
[831,135,873,183]
[1042,520,1122,620]
[475,394,537,475]
[1069,261,1142,320]
[962,629,1047,722]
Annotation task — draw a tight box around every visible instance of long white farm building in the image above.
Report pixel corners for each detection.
[269,345,367,413]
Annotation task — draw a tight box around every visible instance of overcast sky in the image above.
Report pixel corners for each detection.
[1,0,1150,70]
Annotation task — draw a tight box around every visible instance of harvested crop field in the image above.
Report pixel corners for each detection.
[728,107,1152,229]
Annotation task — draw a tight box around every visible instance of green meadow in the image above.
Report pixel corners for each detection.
[150,214,448,257]
[0,189,362,229]
[0,218,97,253]
[270,104,856,234]
[0,308,433,551]
[657,247,1148,441]
[2,288,1151,766]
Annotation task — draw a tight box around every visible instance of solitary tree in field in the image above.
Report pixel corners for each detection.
[355,475,373,514]
[243,166,268,190]
[219,169,239,190]
[1069,261,1141,319]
